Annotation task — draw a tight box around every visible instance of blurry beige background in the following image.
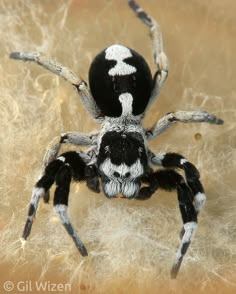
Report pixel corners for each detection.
[0,0,235,293]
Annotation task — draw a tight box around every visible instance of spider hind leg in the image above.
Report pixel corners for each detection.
[10,52,102,119]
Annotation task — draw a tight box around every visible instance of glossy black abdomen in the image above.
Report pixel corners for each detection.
[89,45,153,117]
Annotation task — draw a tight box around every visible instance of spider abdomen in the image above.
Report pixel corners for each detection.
[89,44,153,117]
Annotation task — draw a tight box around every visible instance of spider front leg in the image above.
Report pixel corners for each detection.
[128,0,169,106]
[10,52,102,119]
[136,169,198,278]
[53,152,88,256]
[148,150,206,214]
[22,132,96,242]
[23,151,98,255]
[38,132,97,203]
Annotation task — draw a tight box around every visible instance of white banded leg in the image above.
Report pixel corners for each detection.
[54,205,88,256]
[22,133,95,240]
[40,132,96,202]
[22,187,45,240]
[171,176,198,279]
[149,150,206,247]
[128,0,169,105]
[23,151,89,248]
[149,151,206,214]
[41,132,97,177]
[171,221,197,279]
[9,52,102,119]
[22,159,65,240]
[53,159,88,256]
[146,111,224,140]
[23,151,89,254]
[137,168,198,278]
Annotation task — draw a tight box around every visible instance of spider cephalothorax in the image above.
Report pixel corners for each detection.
[10,0,223,278]
[98,130,148,198]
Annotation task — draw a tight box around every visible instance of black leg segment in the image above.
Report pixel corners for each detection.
[22,159,64,240]
[150,152,206,214]
[22,150,90,254]
[137,169,198,278]
[53,162,88,256]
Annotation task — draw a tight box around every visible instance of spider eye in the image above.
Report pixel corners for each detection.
[125,172,131,178]
[113,171,120,178]
[113,171,131,179]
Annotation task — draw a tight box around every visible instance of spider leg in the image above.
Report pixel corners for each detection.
[40,132,96,174]
[22,151,93,252]
[37,132,96,203]
[53,154,88,256]
[146,110,224,140]
[137,169,197,278]
[9,52,102,119]
[23,158,66,240]
[128,0,169,106]
[148,151,206,214]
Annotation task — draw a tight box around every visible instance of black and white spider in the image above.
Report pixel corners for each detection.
[10,0,223,278]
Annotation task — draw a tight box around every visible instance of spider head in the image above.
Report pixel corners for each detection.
[98,131,148,198]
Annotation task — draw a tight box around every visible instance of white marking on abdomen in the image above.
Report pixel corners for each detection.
[105,45,137,76]
[119,93,133,115]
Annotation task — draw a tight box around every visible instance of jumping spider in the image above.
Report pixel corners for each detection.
[10,0,223,278]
